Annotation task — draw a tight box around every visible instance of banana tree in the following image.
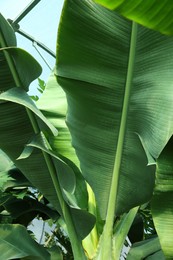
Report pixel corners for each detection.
[1,0,173,259]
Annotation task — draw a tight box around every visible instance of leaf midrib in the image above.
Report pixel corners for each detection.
[99,21,138,259]
[110,21,138,219]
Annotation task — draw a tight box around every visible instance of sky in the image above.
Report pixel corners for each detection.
[1,0,64,95]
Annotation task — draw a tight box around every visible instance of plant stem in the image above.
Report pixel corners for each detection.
[98,22,138,259]
[113,207,139,259]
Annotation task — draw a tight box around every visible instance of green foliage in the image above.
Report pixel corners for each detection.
[1,0,173,259]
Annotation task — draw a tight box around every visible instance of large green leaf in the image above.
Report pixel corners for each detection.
[56,0,173,221]
[94,0,173,35]
[0,224,50,260]
[151,136,173,258]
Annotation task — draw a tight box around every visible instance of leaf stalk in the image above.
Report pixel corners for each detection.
[98,22,138,259]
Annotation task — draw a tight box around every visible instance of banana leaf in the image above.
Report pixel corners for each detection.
[56,0,173,220]
[151,136,173,258]
[94,0,173,35]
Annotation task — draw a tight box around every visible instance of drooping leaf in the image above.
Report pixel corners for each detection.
[56,0,173,220]
[0,13,95,244]
[37,71,89,210]
[94,0,173,35]
[0,12,62,213]
[0,47,42,91]
[20,133,96,240]
[35,72,96,241]
[0,224,50,260]
[0,77,62,214]
[0,87,58,136]
[23,132,76,195]
[151,136,173,258]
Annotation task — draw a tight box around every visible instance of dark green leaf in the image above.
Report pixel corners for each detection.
[56,0,173,219]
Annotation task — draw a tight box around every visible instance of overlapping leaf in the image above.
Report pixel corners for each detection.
[56,0,173,220]
[37,72,88,209]
[0,15,60,212]
[0,14,95,242]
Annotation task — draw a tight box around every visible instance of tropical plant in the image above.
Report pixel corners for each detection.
[1,0,173,259]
